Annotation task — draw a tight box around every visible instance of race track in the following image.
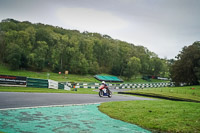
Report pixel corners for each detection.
[0,91,154,109]
[0,91,154,133]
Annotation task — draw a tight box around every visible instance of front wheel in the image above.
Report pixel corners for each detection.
[99,90,103,97]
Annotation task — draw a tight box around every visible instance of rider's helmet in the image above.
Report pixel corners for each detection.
[102,81,105,84]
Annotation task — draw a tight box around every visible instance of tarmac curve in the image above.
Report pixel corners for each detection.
[0,90,154,109]
[0,91,154,133]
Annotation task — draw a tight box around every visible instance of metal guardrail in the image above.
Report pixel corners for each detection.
[72,82,174,89]
[0,75,174,90]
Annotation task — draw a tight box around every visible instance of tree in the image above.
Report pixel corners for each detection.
[0,31,6,61]
[0,19,170,76]
[6,43,22,70]
[123,56,141,80]
[69,52,89,75]
[29,41,49,70]
[150,57,163,76]
[159,59,170,78]
[170,41,200,85]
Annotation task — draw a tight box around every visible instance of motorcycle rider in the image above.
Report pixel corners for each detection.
[101,81,110,94]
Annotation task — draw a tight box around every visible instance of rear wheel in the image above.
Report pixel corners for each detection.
[108,90,112,98]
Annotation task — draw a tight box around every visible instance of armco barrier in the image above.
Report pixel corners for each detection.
[118,82,174,89]
[58,82,71,90]
[27,78,48,88]
[58,83,64,89]
[0,75,174,90]
[73,82,174,89]
[59,82,71,90]
[0,75,72,91]
[0,75,26,86]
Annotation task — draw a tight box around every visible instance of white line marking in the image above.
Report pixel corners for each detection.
[0,102,102,110]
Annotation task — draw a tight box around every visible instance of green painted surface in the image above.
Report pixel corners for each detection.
[0,104,150,133]
[95,75,122,82]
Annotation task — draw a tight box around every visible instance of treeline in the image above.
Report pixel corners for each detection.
[0,18,170,79]
[170,41,200,85]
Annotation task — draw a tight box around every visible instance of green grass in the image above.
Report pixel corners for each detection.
[0,64,100,82]
[64,74,100,82]
[0,86,97,94]
[99,100,200,133]
[122,77,169,83]
[0,64,169,83]
[125,86,200,102]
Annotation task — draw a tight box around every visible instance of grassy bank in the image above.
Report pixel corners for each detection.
[0,64,169,83]
[0,64,99,82]
[0,86,97,94]
[124,86,200,102]
[99,100,200,132]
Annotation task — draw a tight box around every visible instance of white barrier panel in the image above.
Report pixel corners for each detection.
[64,85,71,91]
[48,80,58,89]
[66,83,72,88]
[95,83,99,86]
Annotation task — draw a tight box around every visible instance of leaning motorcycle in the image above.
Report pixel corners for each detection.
[99,85,112,98]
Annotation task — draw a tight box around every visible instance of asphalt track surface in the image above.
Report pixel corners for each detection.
[0,91,153,132]
[0,90,154,109]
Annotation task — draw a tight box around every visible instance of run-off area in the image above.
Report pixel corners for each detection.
[0,104,150,133]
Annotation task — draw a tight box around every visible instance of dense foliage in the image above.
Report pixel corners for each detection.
[0,18,169,78]
[170,41,200,85]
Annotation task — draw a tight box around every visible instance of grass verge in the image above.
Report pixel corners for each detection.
[99,100,200,133]
[0,86,97,94]
[0,64,100,82]
[0,64,169,83]
[122,86,200,102]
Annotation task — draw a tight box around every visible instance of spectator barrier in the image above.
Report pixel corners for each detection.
[73,82,174,89]
[0,75,26,87]
[27,78,48,88]
[48,80,58,89]
[0,75,174,90]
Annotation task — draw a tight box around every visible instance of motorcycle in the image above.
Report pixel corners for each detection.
[99,85,112,98]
